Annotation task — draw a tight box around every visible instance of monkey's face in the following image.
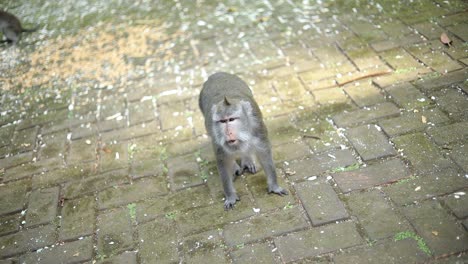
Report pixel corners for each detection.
[211,100,253,153]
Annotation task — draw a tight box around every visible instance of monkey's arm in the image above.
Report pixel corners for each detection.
[256,143,288,195]
[216,148,241,210]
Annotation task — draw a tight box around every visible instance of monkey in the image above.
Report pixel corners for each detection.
[0,10,38,44]
[199,72,288,210]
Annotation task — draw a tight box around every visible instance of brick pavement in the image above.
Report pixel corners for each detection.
[0,1,467,263]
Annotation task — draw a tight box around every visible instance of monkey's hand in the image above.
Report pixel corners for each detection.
[241,156,257,174]
[224,193,240,210]
[268,185,289,196]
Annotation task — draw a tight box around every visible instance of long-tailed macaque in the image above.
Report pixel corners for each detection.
[0,10,37,44]
[199,72,288,209]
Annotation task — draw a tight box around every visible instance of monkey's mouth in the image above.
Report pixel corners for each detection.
[227,139,238,145]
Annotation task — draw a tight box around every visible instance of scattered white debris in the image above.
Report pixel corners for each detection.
[253,208,260,213]
[414,186,421,191]
[308,176,317,181]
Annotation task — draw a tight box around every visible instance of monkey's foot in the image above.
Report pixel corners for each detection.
[268,185,289,196]
[241,158,257,174]
[224,194,240,210]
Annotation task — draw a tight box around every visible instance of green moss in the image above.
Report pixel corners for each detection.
[330,163,360,173]
[394,231,432,256]
[127,203,136,221]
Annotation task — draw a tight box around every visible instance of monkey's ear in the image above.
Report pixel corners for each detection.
[240,100,253,116]
[224,96,231,106]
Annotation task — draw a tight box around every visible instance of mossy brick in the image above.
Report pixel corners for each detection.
[432,89,468,121]
[96,251,137,264]
[450,143,468,172]
[20,236,93,264]
[346,125,397,161]
[273,141,312,163]
[0,259,14,264]
[25,187,59,228]
[379,108,449,137]
[70,121,98,140]
[102,122,163,143]
[0,152,32,169]
[3,158,62,182]
[167,154,203,190]
[333,102,400,128]
[181,229,229,263]
[138,217,178,264]
[128,100,156,126]
[379,48,427,72]
[402,200,468,256]
[0,126,14,148]
[372,68,431,88]
[245,170,295,211]
[62,169,129,199]
[393,133,453,173]
[343,82,386,107]
[0,179,31,215]
[295,118,346,154]
[97,208,134,257]
[384,82,431,110]
[223,207,309,247]
[410,42,463,74]
[266,116,303,145]
[442,191,468,219]
[346,190,411,240]
[334,159,410,193]
[98,176,168,209]
[68,137,97,164]
[384,168,468,206]
[436,12,468,27]
[333,238,429,264]
[282,149,357,181]
[38,131,66,160]
[347,20,387,43]
[412,21,444,40]
[448,23,468,42]
[159,100,190,130]
[0,224,56,258]
[9,127,38,154]
[413,69,467,91]
[295,180,349,226]
[31,164,94,189]
[344,49,386,70]
[231,241,279,264]
[313,88,349,106]
[99,141,129,172]
[270,75,308,102]
[427,122,468,146]
[130,158,165,179]
[136,186,213,223]
[16,109,68,131]
[59,195,96,241]
[0,214,20,236]
[275,221,363,262]
[175,196,255,236]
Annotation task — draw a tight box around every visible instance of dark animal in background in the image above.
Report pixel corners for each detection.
[0,10,37,44]
[199,72,288,210]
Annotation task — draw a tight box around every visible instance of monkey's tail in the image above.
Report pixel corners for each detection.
[22,26,39,33]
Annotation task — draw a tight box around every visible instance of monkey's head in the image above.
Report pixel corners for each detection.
[211,97,255,152]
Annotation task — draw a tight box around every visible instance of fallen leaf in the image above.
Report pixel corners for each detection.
[102,146,112,154]
[432,231,438,236]
[421,115,427,124]
[440,32,452,47]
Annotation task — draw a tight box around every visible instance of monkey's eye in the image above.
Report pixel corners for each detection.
[219,119,227,123]
[228,117,237,122]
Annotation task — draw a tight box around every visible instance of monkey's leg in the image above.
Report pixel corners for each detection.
[216,153,240,209]
[241,154,257,174]
[257,148,288,195]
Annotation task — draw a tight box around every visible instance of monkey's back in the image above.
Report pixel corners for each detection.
[0,10,22,32]
[199,72,255,115]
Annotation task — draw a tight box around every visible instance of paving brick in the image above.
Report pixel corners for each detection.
[99,141,129,172]
[181,229,229,263]
[0,126,14,148]
[343,82,386,107]
[393,133,453,173]
[223,207,309,247]
[407,43,463,73]
[0,224,56,258]
[442,191,468,219]
[346,124,397,161]
[0,214,20,236]
[413,69,467,91]
[333,102,400,127]
[25,187,59,228]
[379,48,427,73]
[96,251,138,264]
[167,154,203,190]
[334,159,410,193]
[62,169,129,199]
[59,195,96,241]
[450,143,468,172]
[130,158,165,179]
[138,217,178,264]
[0,152,32,170]
[68,137,97,164]
[135,186,213,223]
[295,180,349,226]
[128,100,156,126]
[0,179,31,215]
[384,82,431,110]
[231,241,278,264]
[448,23,468,42]
[379,108,449,137]
[271,75,309,102]
[333,238,429,264]
[346,190,411,240]
[98,176,168,209]
[282,149,357,181]
[372,69,431,88]
[272,141,312,162]
[159,100,190,130]
[427,122,468,146]
[9,127,38,155]
[97,208,134,257]
[37,131,66,160]
[31,165,93,189]
[20,236,93,264]
[402,200,468,256]
[384,168,468,206]
[432,89,468,120]
[313,88,349,105]
[3,158,61,182]
[275,221,363,262]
